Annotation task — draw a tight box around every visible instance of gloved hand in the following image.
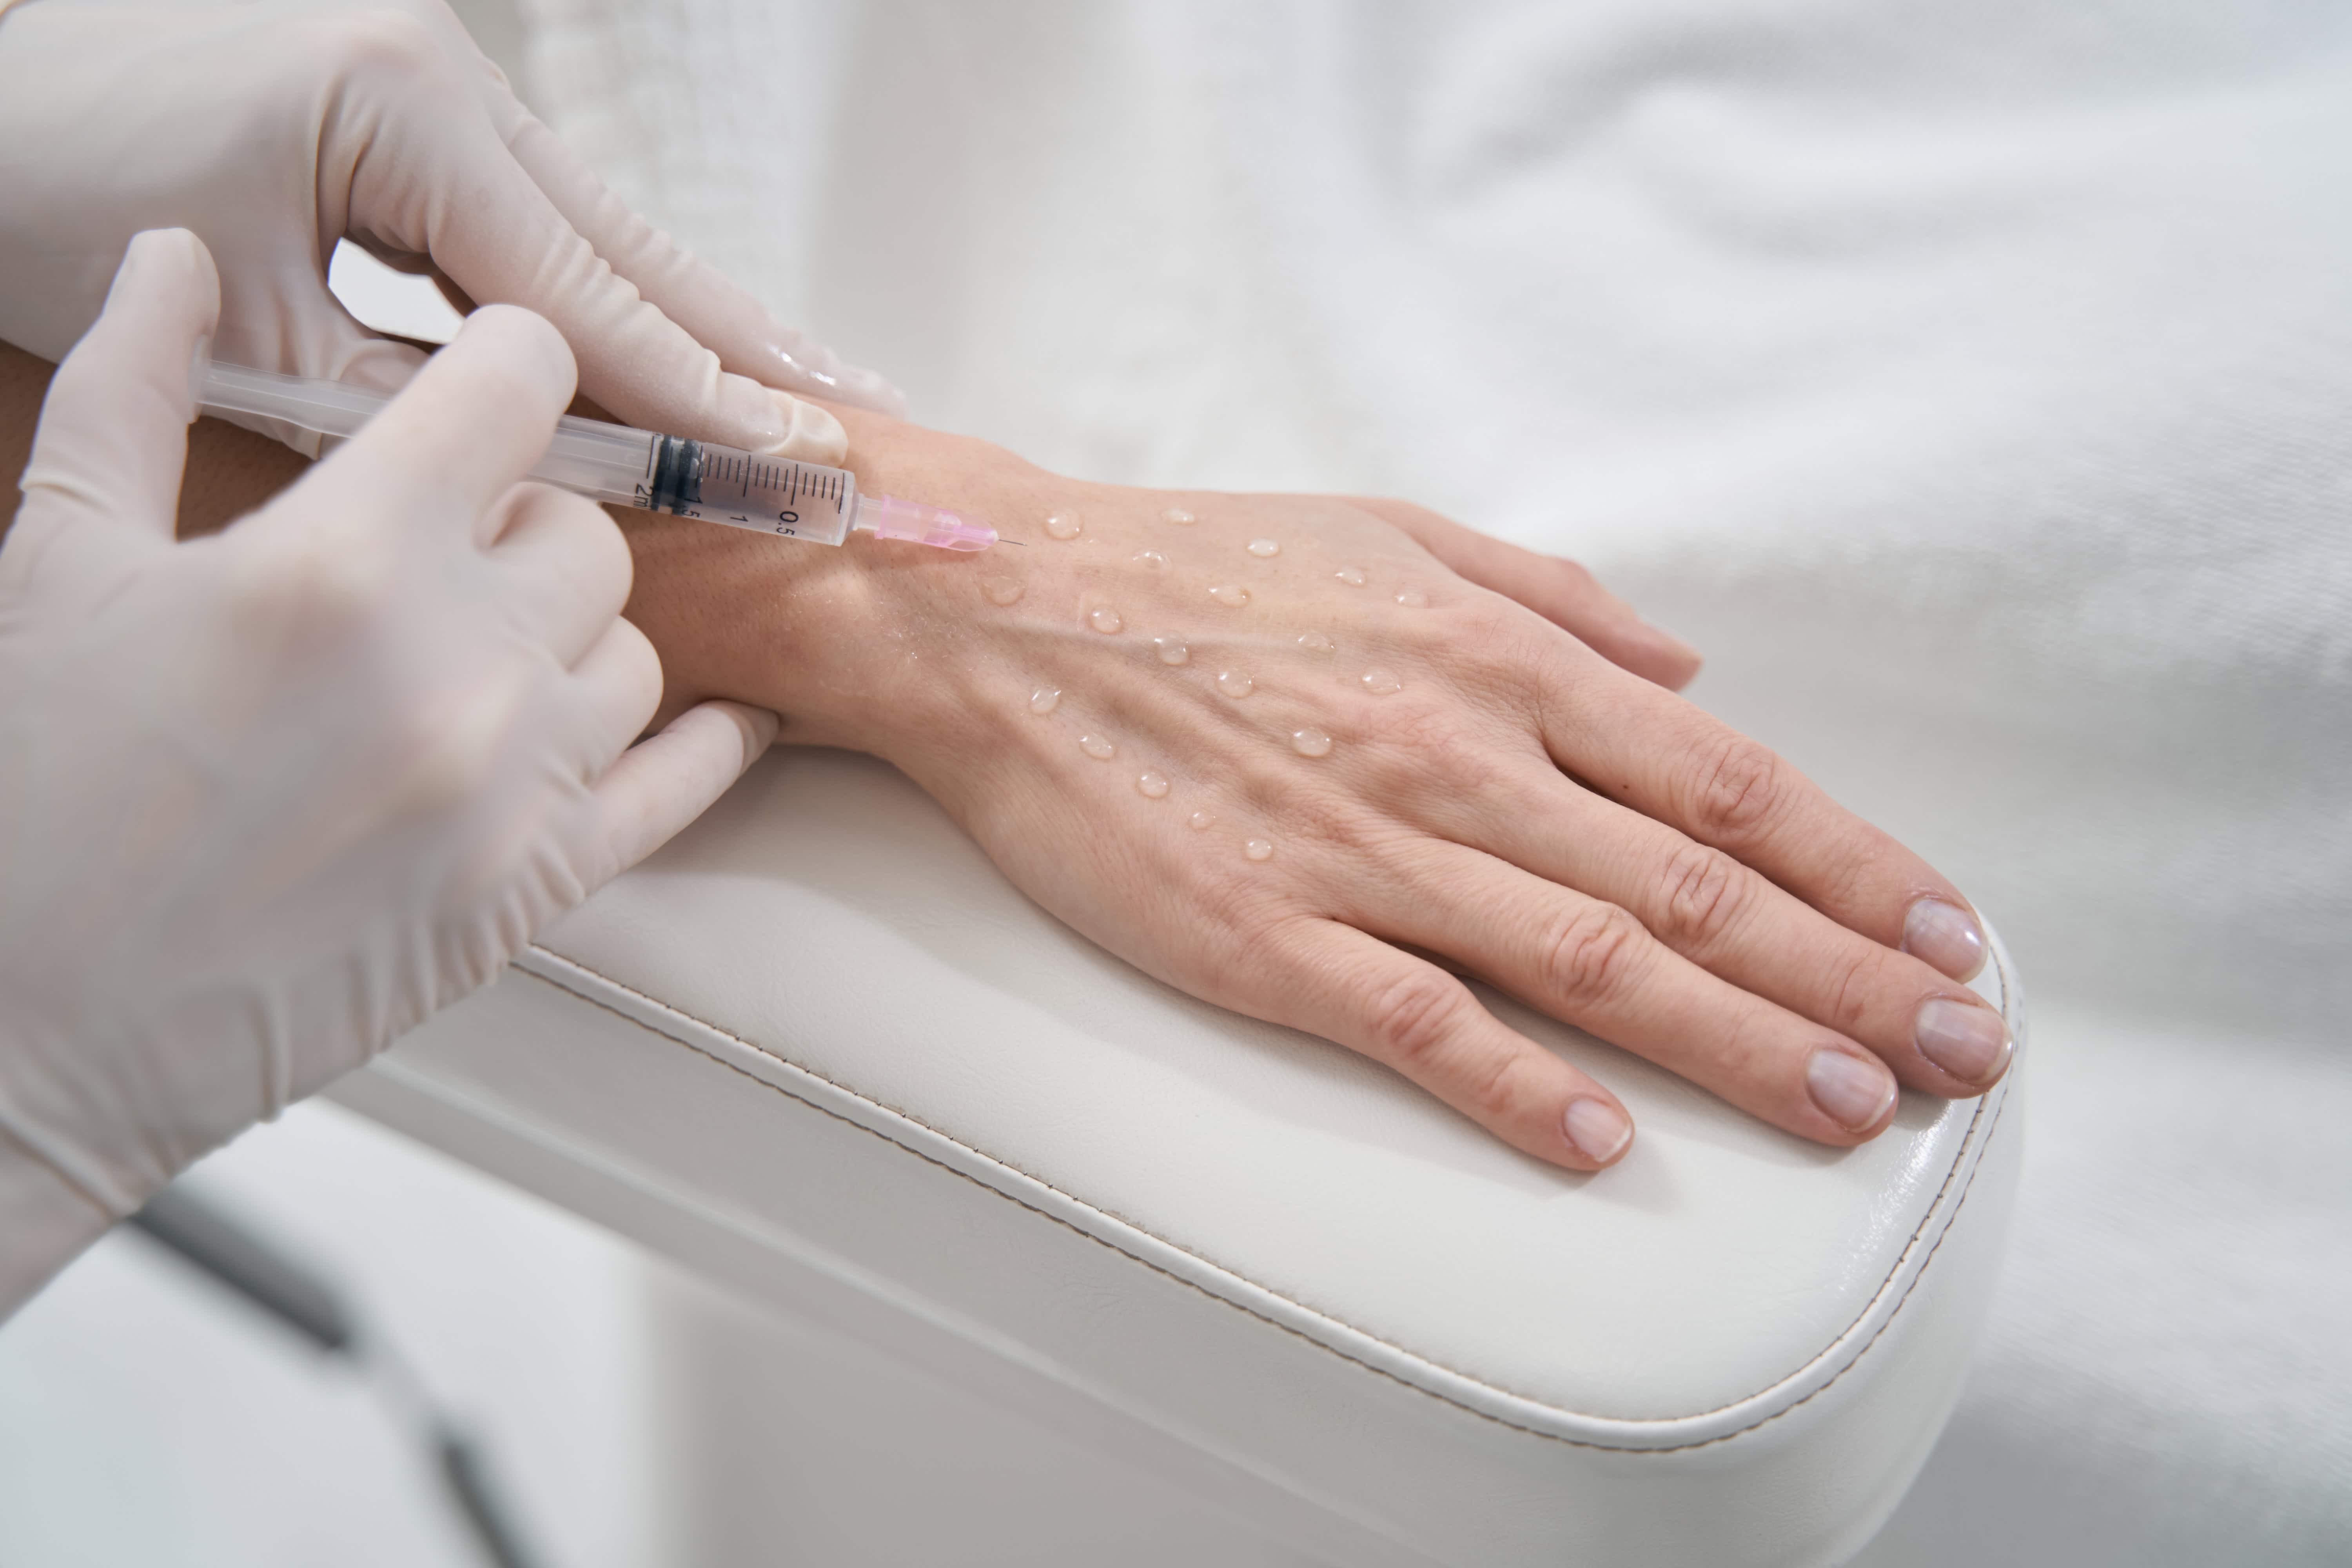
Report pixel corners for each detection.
[0,230,778,1315]
[0,0,901,466]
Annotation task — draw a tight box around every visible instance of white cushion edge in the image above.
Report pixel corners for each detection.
[464,922,2022,1454]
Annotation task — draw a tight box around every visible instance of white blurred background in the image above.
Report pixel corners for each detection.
[3,2,2346,1563]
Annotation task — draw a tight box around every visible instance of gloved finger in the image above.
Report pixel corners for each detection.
[481,481,634,667]
[1352,497,1703,691]
[289,305,575,539]
[336,63,849,460]
[563,614,667,780]
[15,229,220,544]
[500,111,909,418]
[204,273,427,459]
[572,699,780,889]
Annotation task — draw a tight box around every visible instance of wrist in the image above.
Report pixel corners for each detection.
[619,405,1079,768]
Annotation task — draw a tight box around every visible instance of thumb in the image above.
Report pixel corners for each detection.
[16,229,221,543]
[575,700,779,888]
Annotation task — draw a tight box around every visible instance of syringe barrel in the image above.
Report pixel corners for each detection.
[193,359,863,546]
[623,434,860,545]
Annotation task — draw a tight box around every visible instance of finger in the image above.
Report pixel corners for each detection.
[290,305,575,536]
[15,229,220,543]
[1366,844,1901,1147]
[500,111,909,419]
[482,482,634,666]
[564,615,667,781]
[327,52,850,458]
[1352,497,1702,690]
[1470,767,2012,1094]
[572,699,780,888]
[1241,918,1635,1171]
[1542,651,1991,981]
[203,282,427,460]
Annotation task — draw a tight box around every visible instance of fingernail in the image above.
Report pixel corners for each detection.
[1806,1047,1897,1132]
[1913,997,2011,1085]
[1563,1097,1633,1165]
[756,389,848,465]
[1902,897,1987,982]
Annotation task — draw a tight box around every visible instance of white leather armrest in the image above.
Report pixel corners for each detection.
[332,748,2022,1567]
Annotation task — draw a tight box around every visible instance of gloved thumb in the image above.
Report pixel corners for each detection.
[16,229,221,549]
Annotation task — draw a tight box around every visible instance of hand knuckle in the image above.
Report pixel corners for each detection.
[1539,902,1644,1004]
[232,525,396,634]
[1689,735,1786,844]
[1653,842,1747,951]
[1457,1046,1537,1125]
[1822,947,1880,1036]
[1364,969,1463,1070]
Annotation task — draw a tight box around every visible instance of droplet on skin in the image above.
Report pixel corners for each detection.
[1154,637,1190,666]
[1360,668,1402,695]
[1243,838,1274,862]
[1290,728,1333,757]
[1189,809,1216,831]
[1044,510,1084,541]
[1136,771,1171,799]
[1215,669,1254,699]
[983,576,1024,606]
[1078,733,1116,760]
[1394,588,1429,608]
[1132,549,1169,571]
[1029,686,1061,715]
[1296,631,1335,654]
[1335,566,1368,587]
[1162,507,1196,526]
[1208,583,1250,607]
[1087,606,1124,634]
[1247,538,1280,558]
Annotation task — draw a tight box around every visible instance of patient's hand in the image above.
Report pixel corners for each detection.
[622,409,2010,1171]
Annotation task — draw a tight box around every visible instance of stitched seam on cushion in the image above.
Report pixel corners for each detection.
[512,947,2009,1451]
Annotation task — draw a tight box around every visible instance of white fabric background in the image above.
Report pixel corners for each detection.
[517,1,2352,1561]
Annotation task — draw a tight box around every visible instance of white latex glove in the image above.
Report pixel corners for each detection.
[0,230,779,1315]
[0,0,903,466]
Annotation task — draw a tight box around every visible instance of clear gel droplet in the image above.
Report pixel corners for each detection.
[1290,728,1333,757]
[1136,771,1171,799]
[1029,686,1061,715]
[1162,507,1196,526]
[1045,511,1084,541]
[1132,549,1169,571]
[1247,538,1280,558]
[1243,838,1274,862]
[1208,583,1250,607]
[1088,606,1124,634]
[1335,566,1367,587]
[1189,809,1216,831]
[983,576,1024,606]
[1078,733,1116,760]
[1296,631,1335,654]
[1154,637,1190,666]
[1361,668,1402,695]
[1216,669,1254,699]
[1394,588,1429,608]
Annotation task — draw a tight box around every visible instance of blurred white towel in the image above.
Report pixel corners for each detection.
[522,2,2352,1560]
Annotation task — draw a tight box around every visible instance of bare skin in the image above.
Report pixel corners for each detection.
[0,341,2008,1172]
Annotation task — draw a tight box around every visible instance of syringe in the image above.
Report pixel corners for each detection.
[193,359,998,552]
